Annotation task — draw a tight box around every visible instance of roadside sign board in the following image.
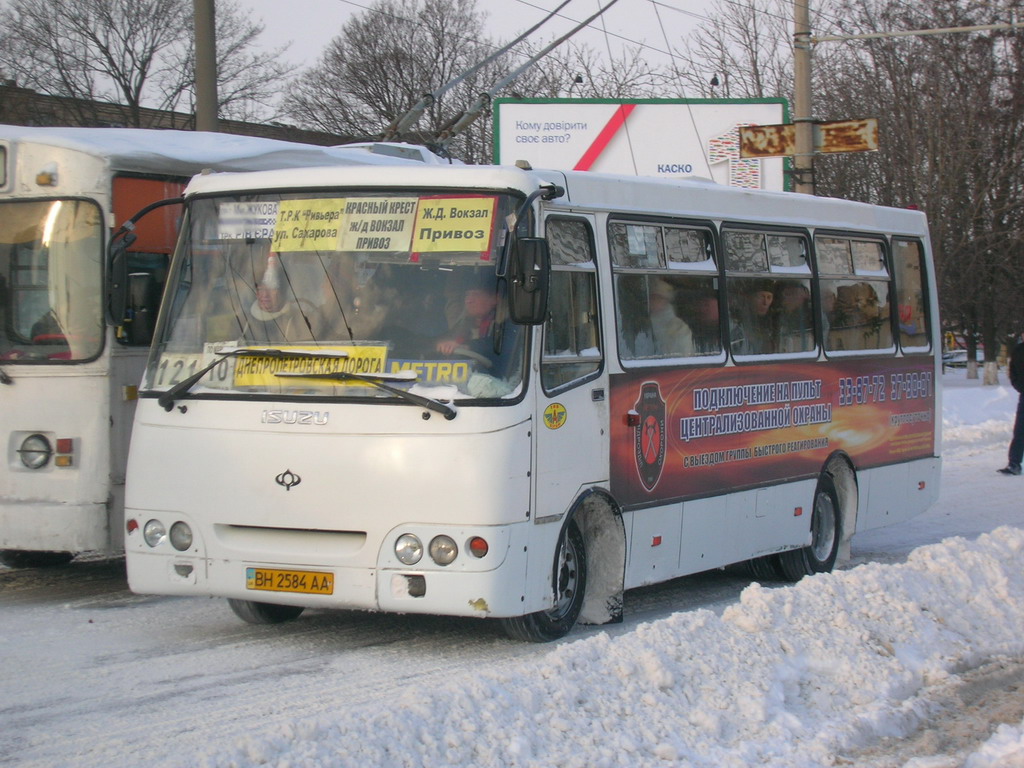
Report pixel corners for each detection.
[739,118,879,158]
[494,98,790,191]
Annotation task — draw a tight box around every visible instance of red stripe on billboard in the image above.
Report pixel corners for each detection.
[574,103,636,171]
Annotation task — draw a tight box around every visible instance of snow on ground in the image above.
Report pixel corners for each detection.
[201,369,1024,768]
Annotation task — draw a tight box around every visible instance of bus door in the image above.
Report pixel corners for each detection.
[107,176,183,488]
[533,215,609,524]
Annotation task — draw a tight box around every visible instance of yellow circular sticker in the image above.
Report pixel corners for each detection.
[543,403,568,430]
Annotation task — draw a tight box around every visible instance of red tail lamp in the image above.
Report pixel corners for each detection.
[468,537,489,558]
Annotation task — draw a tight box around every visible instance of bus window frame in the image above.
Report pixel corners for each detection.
[540,215,605,396]
[890,236,932,355]
[141,188,535,408]
[1,194,107,365]
[608,214,725,369]
[813,229,898,360]
[720,222,815,363]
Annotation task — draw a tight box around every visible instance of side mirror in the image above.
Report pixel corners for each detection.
[508,236,550,325]
[105,232,135,326]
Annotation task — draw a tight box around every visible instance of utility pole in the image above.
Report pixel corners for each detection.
[193,0,218,132]
[792,0,814,194]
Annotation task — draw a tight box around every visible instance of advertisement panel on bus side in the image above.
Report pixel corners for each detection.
[610,357,936,506]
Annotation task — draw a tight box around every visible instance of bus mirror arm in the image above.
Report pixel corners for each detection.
[106,197,184,327]
[498,184,564,279]
[500,183,560,324]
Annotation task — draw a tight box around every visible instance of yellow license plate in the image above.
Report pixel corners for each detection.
[245,567,334,595]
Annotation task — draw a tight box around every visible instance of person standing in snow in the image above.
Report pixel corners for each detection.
[998,336,1024,475]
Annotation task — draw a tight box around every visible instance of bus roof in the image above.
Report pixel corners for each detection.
[179,160,929,239]
[0,124,448,176]
[182,163,550,198]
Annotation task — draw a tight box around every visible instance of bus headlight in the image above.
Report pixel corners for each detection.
[429,535,458,566]
[18,434,52,469]
[143,519,167,548]
[395,534,423,565]
[169,522,193,551]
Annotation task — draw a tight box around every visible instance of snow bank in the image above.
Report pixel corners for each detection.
[204,526,1024,768]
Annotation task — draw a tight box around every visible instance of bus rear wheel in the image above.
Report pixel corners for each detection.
[500,519,587,642]
[776,474,841,581]
[227,599,305,625]
[0,550,74,568]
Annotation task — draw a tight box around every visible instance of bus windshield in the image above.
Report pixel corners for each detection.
[145,191,526,402]
[0,199,105,362]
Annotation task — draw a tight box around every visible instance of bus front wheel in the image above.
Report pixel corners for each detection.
[777,474,841,581]
[500,519,587,642]
[227,599,305,625]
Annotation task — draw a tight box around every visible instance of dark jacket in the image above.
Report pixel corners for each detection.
[1010,341,1024,394]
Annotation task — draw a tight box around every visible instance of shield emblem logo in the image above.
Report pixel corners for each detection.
[634,382,667,492]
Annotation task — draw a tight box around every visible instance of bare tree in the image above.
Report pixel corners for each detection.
[282,0,503,161]
[671,0,795,99]
[814,0,1024,381]
[0,0,295,126]
[513,40,672,99]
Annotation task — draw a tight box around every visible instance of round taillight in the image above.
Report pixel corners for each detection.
[468,537,489,558]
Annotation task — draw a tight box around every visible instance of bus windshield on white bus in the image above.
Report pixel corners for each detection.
[124,162,940,641]
[0,126,443,568]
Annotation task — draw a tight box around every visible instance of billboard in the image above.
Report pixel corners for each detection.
[494,98,790,191]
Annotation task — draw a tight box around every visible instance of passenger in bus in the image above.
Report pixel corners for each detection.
[820,287,837,349]
[647,278,694,356]
[436,283,498,356]
[775,281,814,353]
[240,252,315,343]
[686,289,721,354]
[830,282,891,350]
[311,256,391,342]
[730,279,776,355]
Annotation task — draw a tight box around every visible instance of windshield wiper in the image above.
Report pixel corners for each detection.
[0,367,12,385]
[276,370,457,420]
[157,347,350,411]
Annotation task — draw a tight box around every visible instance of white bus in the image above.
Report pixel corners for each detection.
[124,162,940,641]
[0,126,443,567]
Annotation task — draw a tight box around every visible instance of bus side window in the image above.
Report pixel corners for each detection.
[816,235,894,353]
[892,239,930,351]
[542,218,601,391]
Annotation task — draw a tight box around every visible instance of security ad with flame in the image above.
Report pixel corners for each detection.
[610,358,936,506]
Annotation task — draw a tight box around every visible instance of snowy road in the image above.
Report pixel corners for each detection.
[2,370,1023,768]
[0,543,761,766]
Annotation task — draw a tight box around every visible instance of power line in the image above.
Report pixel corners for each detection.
[381,0,575,139]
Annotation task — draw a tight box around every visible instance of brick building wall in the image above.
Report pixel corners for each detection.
[0,81,354,146]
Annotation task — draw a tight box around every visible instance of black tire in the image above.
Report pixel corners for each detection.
[227,598,305,625]
[776,473,842,582]
[0,550,74,568]
[500,519,587,642]
[746,554,781,581]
